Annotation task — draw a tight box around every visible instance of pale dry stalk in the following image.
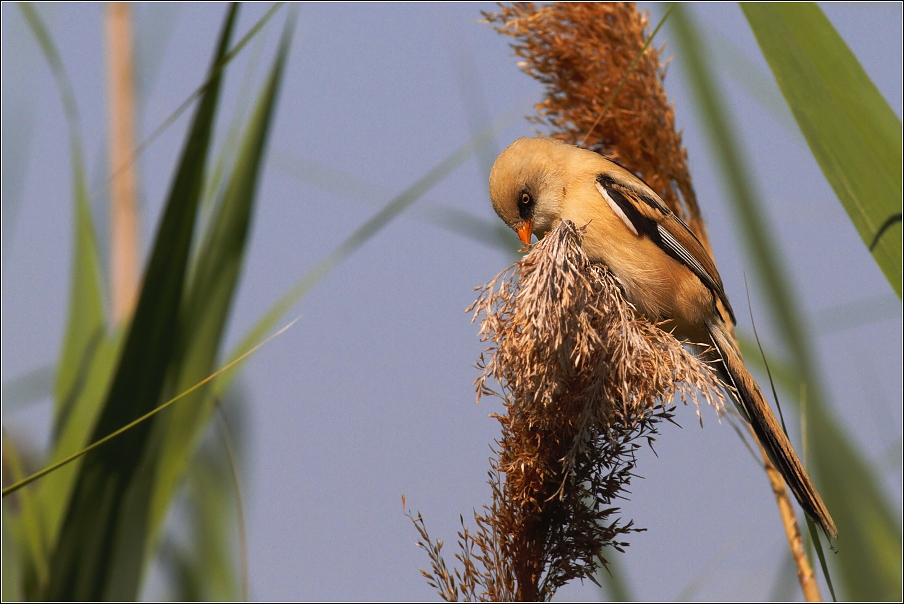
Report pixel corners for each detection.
[754,425,821,601]
[106,2,140,323]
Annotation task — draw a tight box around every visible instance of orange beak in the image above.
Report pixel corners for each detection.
[516,219,533,245]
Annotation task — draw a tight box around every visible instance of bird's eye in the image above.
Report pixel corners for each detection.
[517,189,534,220]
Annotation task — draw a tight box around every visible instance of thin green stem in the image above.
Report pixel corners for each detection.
[1,316,299,498]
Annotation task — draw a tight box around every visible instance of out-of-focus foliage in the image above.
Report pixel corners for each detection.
[743,3,902,298]
[670,4,902,601]
[1,4,510,599]
[2,4,294,599]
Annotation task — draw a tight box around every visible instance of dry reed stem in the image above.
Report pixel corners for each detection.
[754,425,821,601]
[106,2,140,323]
[411,222,724,601]
[485,3,818,599]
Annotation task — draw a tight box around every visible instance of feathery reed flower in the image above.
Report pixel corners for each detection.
[485,2,709,244]
[411,222,723,601]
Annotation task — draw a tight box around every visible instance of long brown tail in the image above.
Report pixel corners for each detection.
[706,319,837,539]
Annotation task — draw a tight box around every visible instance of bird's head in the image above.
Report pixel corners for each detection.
[489,137,570,245]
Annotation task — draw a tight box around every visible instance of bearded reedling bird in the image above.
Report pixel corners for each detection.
[489,136,837,539]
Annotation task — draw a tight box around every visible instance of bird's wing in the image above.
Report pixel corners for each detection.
[596,173,736,324]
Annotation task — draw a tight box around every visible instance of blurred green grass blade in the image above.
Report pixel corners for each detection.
[44,7,238,600]
[1,319,295,500]
[182,443,242,601]
[157,387,248,601]
[737,331,903,601]
[268,104,523,259]
[742,3,902,298]
[886,437,903,473]
[451,39,500,187]
[52,309,104,444]
[149,11,295,541]
[417,204,516,253]
[705,27,799,134]
[810,406,901,600]
[1,365,55,413]
[2,436,48,597]
[13,6,109,597]
[3,342,116,600]
[805,516,837,601]
[107,3,283,195]
[596,552,632,601]
[735,334,798,400]
[1,4,42,255]
[156,537,202,601]
[769,549,800,602]
[52,189,105,440]
[668,5,809,363]
[19,2,107,429]
[202,12,270,216]
[220,117,509,386]
[2,498,25,601]
[156,435,240,601]
[17,4,80,140]
[812,293,900,334]
[34,334,123,577]
[271,103,525,256]
[134,4,180,113]
[271,150,517,253]
[214,401,249,601]
[669,5,901,600]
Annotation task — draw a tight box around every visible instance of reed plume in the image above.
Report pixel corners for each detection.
[484,2,709,243]
[410,222,723,601]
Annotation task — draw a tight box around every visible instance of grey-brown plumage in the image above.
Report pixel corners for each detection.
[489,137,837,538]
